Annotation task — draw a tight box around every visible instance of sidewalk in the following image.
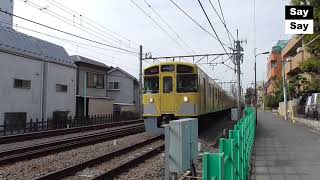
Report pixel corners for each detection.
[251,112,320,180]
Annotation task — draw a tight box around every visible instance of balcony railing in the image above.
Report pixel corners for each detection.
[285,51,310,75]
[282,35,302,57]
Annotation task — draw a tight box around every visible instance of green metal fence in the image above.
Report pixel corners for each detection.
[203,107,256,180]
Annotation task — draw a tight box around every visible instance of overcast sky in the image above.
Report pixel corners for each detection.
[11,0,291,92]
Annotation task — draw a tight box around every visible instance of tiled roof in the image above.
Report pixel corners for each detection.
[71,55,109,68]
[0,26,75,67]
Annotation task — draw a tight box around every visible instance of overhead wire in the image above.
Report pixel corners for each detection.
[44,0,136,50]
[208,0,234,45]
[20,0,157,65]
[196,0,233,61]
[169,0,229,47]
[0,9,139,54]
[0,20,143,72]
[129,0,193,59]
[142,0,196,54]
[46,0,162,59]
[19,0,139,52]
[0,20,137,56]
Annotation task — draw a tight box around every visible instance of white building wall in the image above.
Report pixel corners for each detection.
[45,62,76,119]
[108,70,135,104]
[0,0,14,28]
[0,51,42,124]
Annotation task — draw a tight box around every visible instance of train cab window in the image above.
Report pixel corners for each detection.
[163,77,173,93]
[144,66,159,75]
[177,74,198,93]
[161,65,175,72]
[144,76,159,94]
[177,65,193,73]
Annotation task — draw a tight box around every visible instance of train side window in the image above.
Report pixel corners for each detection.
[163,77,173,93]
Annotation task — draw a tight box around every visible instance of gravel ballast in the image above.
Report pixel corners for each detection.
[0,132,153,180]
[0,123,142,152]
[65,140,164,180]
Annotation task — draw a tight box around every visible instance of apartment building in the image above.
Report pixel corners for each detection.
[266,40,288,95]
[282,35,311,82]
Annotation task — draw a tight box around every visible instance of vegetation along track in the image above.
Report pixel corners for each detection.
[0,123,145,165]
[0,119,143,144]
[35,135,164,180]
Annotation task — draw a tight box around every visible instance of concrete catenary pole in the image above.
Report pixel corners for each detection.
[282,60,288,120]
[235,31,241,121]
[139,45,143,118]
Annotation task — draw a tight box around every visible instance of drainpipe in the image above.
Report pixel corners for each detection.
[40,60,44,122]
[84,72,87,117]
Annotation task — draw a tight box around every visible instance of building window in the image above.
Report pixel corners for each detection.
[14,79,31,89]
[271,61,277,68]
[87,72,104,89]
[4,112,26,130]
[56,84,67,92]
[108,82,120,90]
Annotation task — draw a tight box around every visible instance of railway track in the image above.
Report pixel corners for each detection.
[36,136,164,180]
[0,119,143,144]
[0,123,145,165]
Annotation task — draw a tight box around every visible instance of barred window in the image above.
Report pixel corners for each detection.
[87,72,104,89]
[14,79,31,89]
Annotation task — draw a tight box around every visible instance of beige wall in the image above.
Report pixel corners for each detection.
[88,99,113,116]
[278,99,299,117]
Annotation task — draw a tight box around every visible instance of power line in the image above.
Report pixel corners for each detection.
[46,0,136,47]
[20,0,138,52]
[196,0,232,60]
[129,0,193,57]
[216,0,234,41]
[45,0,161,57]
[169,0,229,47]
[142,0,196,54]
[0,20,137,56]
[208,0,234,45]
[0,9,139,54]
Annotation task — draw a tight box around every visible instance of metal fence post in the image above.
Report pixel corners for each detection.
[219,138,235,180]
[203,152,225,180]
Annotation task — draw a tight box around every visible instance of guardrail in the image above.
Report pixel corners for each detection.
[203,107,256,180]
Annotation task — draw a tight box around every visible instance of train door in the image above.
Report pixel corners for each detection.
[212,85,215,110]
[201,78,206,113]
[160,75,175,113]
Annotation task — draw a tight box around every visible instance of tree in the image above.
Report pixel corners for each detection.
[245,87,255,105]
[287,74,310,99]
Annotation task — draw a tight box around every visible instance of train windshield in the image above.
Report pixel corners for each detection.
[144,76,159,94]
[177,74,198,93]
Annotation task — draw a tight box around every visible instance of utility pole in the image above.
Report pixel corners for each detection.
[282,60,288,120]
[234,30,244,121]
[139,45,143,118]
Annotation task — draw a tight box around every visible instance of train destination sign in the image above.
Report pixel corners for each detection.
[285,6,314,34]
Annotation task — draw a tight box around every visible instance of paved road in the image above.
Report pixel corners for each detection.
[251,111,320,180]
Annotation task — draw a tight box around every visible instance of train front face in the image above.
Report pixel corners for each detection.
[143,62,199,135]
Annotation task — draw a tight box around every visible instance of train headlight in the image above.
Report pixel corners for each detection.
[183,96,189,103]
[149,98,154,103]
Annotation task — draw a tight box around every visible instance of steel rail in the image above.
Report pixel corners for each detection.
[0,124,145,165]
[93,143,165,179]
[0,119,143,144]
[35,136,163,180]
